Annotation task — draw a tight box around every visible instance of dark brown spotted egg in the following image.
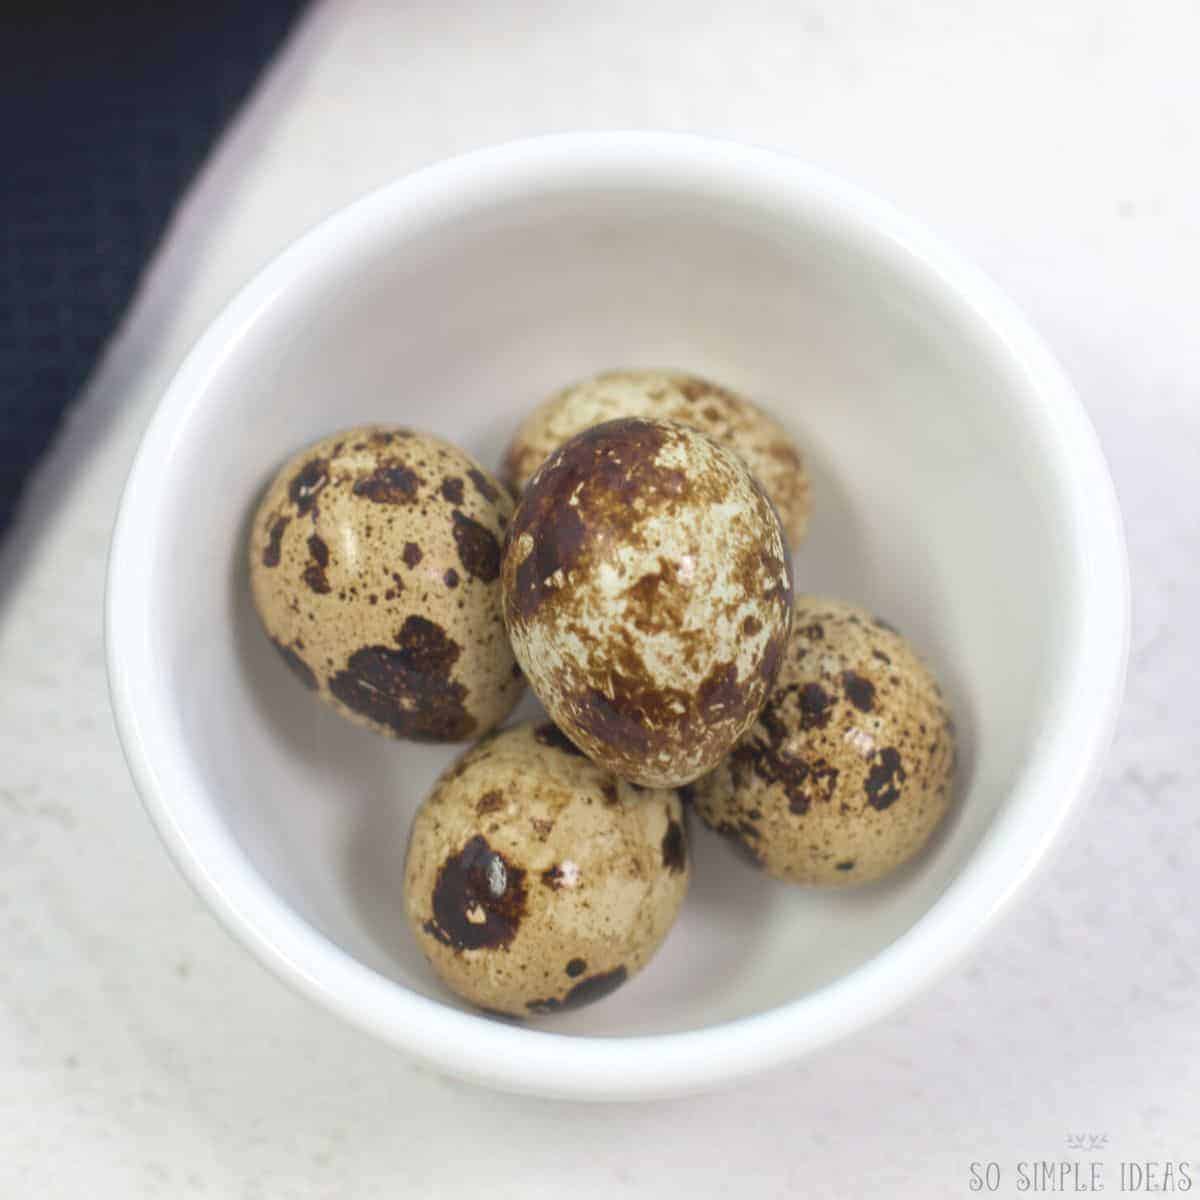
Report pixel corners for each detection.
[502,369,812,547]
[691,597,957,885]
[248,426,522,741]
[404,722,689,1017]
[501,417,793,789]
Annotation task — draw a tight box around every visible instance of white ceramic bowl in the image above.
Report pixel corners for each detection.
[107,132,1127,1100]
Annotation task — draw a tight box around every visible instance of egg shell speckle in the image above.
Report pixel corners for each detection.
[502,369,811,547]
[691,597,957,885]
[248,426,523,742]
[404,722,690,1017]
[501,417,794,788]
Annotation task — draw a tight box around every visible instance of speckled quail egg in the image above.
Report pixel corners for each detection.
[404,721,689,1017]
[502,369,811,546]
[690,597,956,885]
[248,426,523,741]
[501,417,793,789]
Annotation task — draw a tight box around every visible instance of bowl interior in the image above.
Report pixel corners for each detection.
[140,156,1075,1038]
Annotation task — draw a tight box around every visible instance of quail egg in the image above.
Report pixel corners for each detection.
[501,417,793,788]
[690,597,957,884]
[502,369,811,546]
[249,426,522,741]
[404,722,689,1017]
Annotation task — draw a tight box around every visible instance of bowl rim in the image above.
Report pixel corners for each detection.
[106,130,1129,1100]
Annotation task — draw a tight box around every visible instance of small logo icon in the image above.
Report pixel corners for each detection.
[1065,1133,1109,1152]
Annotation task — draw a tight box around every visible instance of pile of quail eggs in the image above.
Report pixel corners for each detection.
[249,369,957,1018]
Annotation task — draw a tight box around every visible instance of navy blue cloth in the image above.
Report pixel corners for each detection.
[1,2,308,536]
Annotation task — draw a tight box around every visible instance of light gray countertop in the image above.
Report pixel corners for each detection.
[2,2,1196,1194]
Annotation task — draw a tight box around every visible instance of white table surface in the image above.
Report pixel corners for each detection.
[2,2,1197,1194]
